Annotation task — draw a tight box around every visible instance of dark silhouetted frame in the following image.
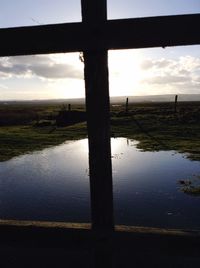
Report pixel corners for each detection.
[0,0,199,232]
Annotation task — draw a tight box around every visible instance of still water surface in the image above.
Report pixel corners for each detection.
[0,138,200,229]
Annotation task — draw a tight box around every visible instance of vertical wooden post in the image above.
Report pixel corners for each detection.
[174,95,178,113]
[81,0,114,231]
[84,50,114,231]
[81,0,107,23]
[125,97,129,114]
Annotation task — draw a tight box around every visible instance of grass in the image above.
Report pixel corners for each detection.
[0,123,87,161]
[111,102,200,161]
[182,187,200,196]
[1,101,200,162]
[178,175,200,196]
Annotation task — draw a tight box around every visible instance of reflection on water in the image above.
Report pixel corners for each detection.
[0,138,200,229]
[0,140,90,223]
[112,139,200,229]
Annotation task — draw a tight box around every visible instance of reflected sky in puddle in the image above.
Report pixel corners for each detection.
[0,140,90,223]
[0,138,200,229]
[112,139,200,229]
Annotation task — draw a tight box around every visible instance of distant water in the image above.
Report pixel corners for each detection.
[0,138,200,230]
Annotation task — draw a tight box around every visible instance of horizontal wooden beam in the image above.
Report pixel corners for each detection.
[0,22,84,56]
[106,14,200,50]
[0,14,199,56]
[0,219,91,230]
[1,219,200,236]
[1,220,200,267]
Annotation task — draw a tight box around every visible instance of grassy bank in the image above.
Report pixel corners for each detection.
[111,102,200,161]
[0,123,87,161]
[1,101,200,162]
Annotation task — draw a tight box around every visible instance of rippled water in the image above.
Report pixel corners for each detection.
[0,138,200,229]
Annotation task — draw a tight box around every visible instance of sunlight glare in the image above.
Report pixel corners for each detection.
[109,49,145,96]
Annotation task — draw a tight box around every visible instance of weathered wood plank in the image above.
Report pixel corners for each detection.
[1,219,200,237]
[81,0,107,22]
[81,0,114,231]
[105,14,200,49]
[0,219,91,230]
[84,50,114,231]
[0,14,199,57]
[0,22,84,56]
[0,220,200,268]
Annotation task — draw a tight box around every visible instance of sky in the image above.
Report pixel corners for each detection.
[0,0,200,100]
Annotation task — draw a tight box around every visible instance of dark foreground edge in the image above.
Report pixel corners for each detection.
[0,219,200,267]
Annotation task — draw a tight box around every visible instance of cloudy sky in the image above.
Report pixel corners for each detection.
[0,0,200,100]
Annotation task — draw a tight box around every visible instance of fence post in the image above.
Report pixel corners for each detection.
[174,95,178,113]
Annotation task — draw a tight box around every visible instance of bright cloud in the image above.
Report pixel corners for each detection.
[0,54,83,80]
[0,53,85,100]
[140,55,200,94]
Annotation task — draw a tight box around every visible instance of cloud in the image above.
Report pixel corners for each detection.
[141,56,200,73]
[179,56,200,71]
[0,64,28,76]
[194,76,200,83]
[140,56,200,92]
[178,69,190,76]
[30,64,82,79]
[141,58,173,70]
[0,55,83,80]
[142,75,191,85]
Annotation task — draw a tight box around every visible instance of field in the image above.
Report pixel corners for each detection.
[111,101,200,161]
[0,100,200,163]
[0,101,86,161]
